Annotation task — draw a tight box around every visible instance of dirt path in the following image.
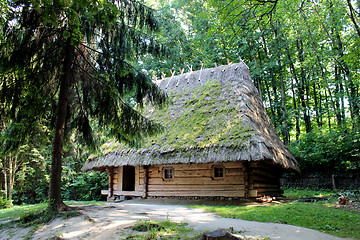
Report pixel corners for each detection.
[0,199,353,240]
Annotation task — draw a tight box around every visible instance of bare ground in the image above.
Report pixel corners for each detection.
[0,198,354,240]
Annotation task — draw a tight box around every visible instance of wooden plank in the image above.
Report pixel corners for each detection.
[148,184,245,191]
[139,178,145,185]
[148,176,244,185]
[112,190,144,197]
[149,169,245,178]
[148,190,245,197]
[251,175,279,184]
[149,170,209,178]
[249,189,258,197]
[251,169,279,179]
[226,168,244,176]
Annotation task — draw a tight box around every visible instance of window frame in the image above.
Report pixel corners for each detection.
[162,167,175,180]
[212,165,225,179]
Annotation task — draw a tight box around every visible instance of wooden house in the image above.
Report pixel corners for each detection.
[82,63,299,200]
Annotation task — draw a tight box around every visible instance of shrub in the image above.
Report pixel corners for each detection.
[0,196,12,209]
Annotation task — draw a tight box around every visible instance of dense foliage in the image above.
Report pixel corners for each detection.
[289,128,360,174]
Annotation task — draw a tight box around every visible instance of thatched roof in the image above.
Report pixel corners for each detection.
[83,63,299,172]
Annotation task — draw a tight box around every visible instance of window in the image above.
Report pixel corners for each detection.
[212,165,225,178]
[163,167,174,180]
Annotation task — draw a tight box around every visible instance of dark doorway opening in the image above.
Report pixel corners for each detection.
[122,166,135,191]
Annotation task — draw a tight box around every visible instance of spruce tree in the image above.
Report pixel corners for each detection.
[0,0,166,211]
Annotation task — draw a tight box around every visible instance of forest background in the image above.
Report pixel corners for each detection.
[0,0,360,207]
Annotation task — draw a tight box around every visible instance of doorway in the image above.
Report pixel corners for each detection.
[122,166,135,191]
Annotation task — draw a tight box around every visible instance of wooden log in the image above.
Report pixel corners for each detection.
[148,169,244,179]
[199,229,239,240]
[112,190,144,197]
[147,190,245,197]
[250,175,279,184]
[250,169,279,179]
[148,176,244,185]
[148,184,245,191]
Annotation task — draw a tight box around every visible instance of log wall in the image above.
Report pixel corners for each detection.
[146,162,245,197]
[103,161,283,199]
[247,162,282,197]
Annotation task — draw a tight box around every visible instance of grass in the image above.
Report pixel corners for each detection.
[126,219,194,239]
[191,188,360,239]
[0,200,107,222]
[0,202,47,221]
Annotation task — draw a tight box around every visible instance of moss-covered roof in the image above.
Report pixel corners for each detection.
[83,63,299,172]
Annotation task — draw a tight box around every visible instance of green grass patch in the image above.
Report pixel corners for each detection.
[283,188,338,199]
[0,203,47,221]
[127,219,194,239]
[191,188,360,239]
[0,200,108,222]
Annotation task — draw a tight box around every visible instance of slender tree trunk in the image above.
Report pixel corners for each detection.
[291,79,300,140]
[8,154,17,203]
[246,32,263,101]
[258,36,277,127]
[347,0,360,38]
[279,62,289,144]
[334,64,342,127]
[325,90,332,130]
[4,167,7,200]
[295,39,311,133]
[8,155,13,202]
[318,82,324,125]
[286,47,300,139]
[49,39,74,211]
[254,57,263,101]
[312,78,321,127]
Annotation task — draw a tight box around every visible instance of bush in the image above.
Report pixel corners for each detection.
[62,171,108,201]
[289,128,360,175]
[0,196,12,209]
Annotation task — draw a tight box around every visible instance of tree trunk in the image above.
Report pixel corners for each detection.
[286,47,300,139]
[334,64,342,127]
[279,62,289,145]
[312,78,321,127]
[4,167,7,201]
[347,0,360,38]
[295,39,311,133]
[324,90,332,130]
[49,39,74,212]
